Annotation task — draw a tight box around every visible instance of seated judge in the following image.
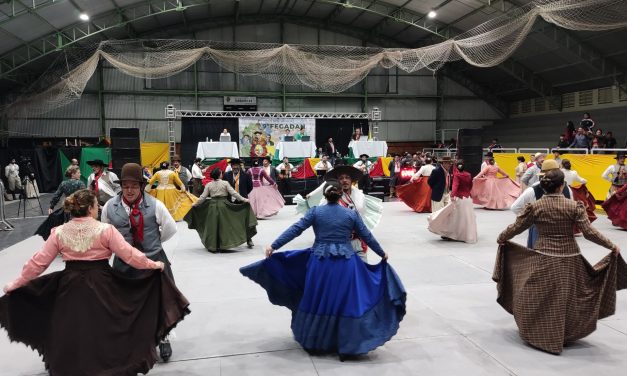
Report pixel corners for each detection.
[351,128,365,141]
[280,129,292,141]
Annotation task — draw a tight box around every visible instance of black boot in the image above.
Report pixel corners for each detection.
[159,340,172,362]
[247,239,254,248]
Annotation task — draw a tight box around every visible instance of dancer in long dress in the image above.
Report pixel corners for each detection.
[145,162,197,221]
[240,180,405,360]
[35,165,85,240]
[293,165,383,260]
[428,160,477,243]
[186,168,257,252]
[562,159,596,224]
[471,158,520,210]
[396,158,434,212]
[247,158,285,218]
[494,169,625,354]
[602,184,627,230]
[0,189,189,375]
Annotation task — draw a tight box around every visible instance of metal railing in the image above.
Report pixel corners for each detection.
[590,148,627,155]
[551,148,589,154]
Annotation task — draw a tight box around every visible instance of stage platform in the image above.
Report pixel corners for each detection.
[1,201,626,375]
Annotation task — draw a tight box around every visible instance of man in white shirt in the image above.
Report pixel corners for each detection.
[276,157,296,195]
[520,153,545,189]
[314,155,333,182]
[191,158,205,196]
[172,155,191,186]
[511,160,573,248]
[87,159,120,207]
[4,158,21,201]
[353,154,373,193]
[561,159,587,187]
[601,152,626,197]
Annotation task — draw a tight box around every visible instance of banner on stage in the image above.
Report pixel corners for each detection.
[238,117,315,158]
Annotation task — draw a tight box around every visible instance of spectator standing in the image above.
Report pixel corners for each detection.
[488,138,502,151]
[565,121,576,143]
[580,112,595,130]
[557,134,570,148]
[569,127,591,149]
[605,131,617,149]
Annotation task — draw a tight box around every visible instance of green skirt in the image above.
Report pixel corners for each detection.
[184,197,258,252]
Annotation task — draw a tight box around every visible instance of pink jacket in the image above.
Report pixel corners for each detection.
[6,217,160,292]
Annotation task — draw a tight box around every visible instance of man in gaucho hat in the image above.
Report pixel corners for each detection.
[428,155,453,212]
[101,163,178,362]
[296,164,383,261]
[86,159,120,207]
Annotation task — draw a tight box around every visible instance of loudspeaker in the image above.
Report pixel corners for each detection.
[111,128,141,176]
[457,129,484,177]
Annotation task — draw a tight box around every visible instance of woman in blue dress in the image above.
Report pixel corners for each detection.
[240,180,406,360]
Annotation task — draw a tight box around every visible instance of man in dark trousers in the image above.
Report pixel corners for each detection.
[428,156,453,212]
[101,163,178,362]
[388,154,402,198]
[324,137,338,165]
[224,158,253,199]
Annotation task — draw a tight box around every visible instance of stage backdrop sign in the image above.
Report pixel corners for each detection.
[238,117,315,158]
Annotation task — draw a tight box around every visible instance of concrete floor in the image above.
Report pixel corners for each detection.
[1,201,626,375]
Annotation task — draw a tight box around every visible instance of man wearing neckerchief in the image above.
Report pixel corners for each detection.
[101,163,178,362]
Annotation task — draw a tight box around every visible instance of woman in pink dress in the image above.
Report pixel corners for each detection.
[471,158,520,210]
[0,189,189,375]
[428,160,477,243]
[247,158,285,218]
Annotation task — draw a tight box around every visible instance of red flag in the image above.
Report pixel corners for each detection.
[202,159,229,185]
[369,157,384,177]
[292,158,317,179]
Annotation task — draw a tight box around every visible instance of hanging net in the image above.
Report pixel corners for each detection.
[4,0,627,117]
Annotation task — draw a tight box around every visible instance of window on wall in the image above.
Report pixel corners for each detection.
[562,92,575,108]
[621,88,627,102]
[548,96,560,110]
[510,102,520,115]
[597,87,613,104]
[534,98,546,112]
[578,90,593,106]
[521,99,531,113]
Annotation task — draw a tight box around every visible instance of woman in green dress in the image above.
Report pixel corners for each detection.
[185,168,257,252]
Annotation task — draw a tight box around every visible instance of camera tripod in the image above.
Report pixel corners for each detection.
[17,176,44,218]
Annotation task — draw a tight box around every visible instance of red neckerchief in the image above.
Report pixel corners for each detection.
[93,171,102,193]
[338,190,367,252]
[123,196,144,246]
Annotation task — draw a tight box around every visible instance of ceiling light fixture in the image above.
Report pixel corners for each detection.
[427,11,437,19]
[79,13,89,21]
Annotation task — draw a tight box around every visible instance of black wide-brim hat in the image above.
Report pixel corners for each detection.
[324,165,362,181]
[615,152,626,159]
[359,154,370,159]
[484,151,494,157]
[86,159,106,167]
[229,158,242,164]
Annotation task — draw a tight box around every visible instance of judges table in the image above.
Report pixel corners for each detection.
[276,141,316,159]
[349,141,388,158]
[196,142,239,159]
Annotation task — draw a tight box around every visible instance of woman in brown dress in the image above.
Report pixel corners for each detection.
[494,169,626,354]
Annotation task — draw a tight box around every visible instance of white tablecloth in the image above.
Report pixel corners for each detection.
[196,142,239,159]
[349,141,388,157]
[276,141,316,159]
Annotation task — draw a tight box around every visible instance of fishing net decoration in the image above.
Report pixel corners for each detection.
[4,0,627,118]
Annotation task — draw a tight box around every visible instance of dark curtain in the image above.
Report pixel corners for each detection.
[180,117,239,166]
[315,119,368,156]
[0,147,61,193]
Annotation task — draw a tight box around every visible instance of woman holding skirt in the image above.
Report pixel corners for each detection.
[247,159,285,218]
[428,160,477,243]
[602,183,627,230]
[494,169,625,354]
[241,180,406,360]
[186,168,257,252]
[397,158,435,213]
[146,162,197,221]
[0,189,190,375]
[471,158,520,210]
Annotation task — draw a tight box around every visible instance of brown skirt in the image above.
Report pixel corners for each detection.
[492,242,627,354]
[0,260,190,376]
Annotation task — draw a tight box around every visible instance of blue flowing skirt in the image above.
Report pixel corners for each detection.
[240,250,406,355]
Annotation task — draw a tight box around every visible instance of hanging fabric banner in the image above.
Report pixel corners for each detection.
[238,117,316,158]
